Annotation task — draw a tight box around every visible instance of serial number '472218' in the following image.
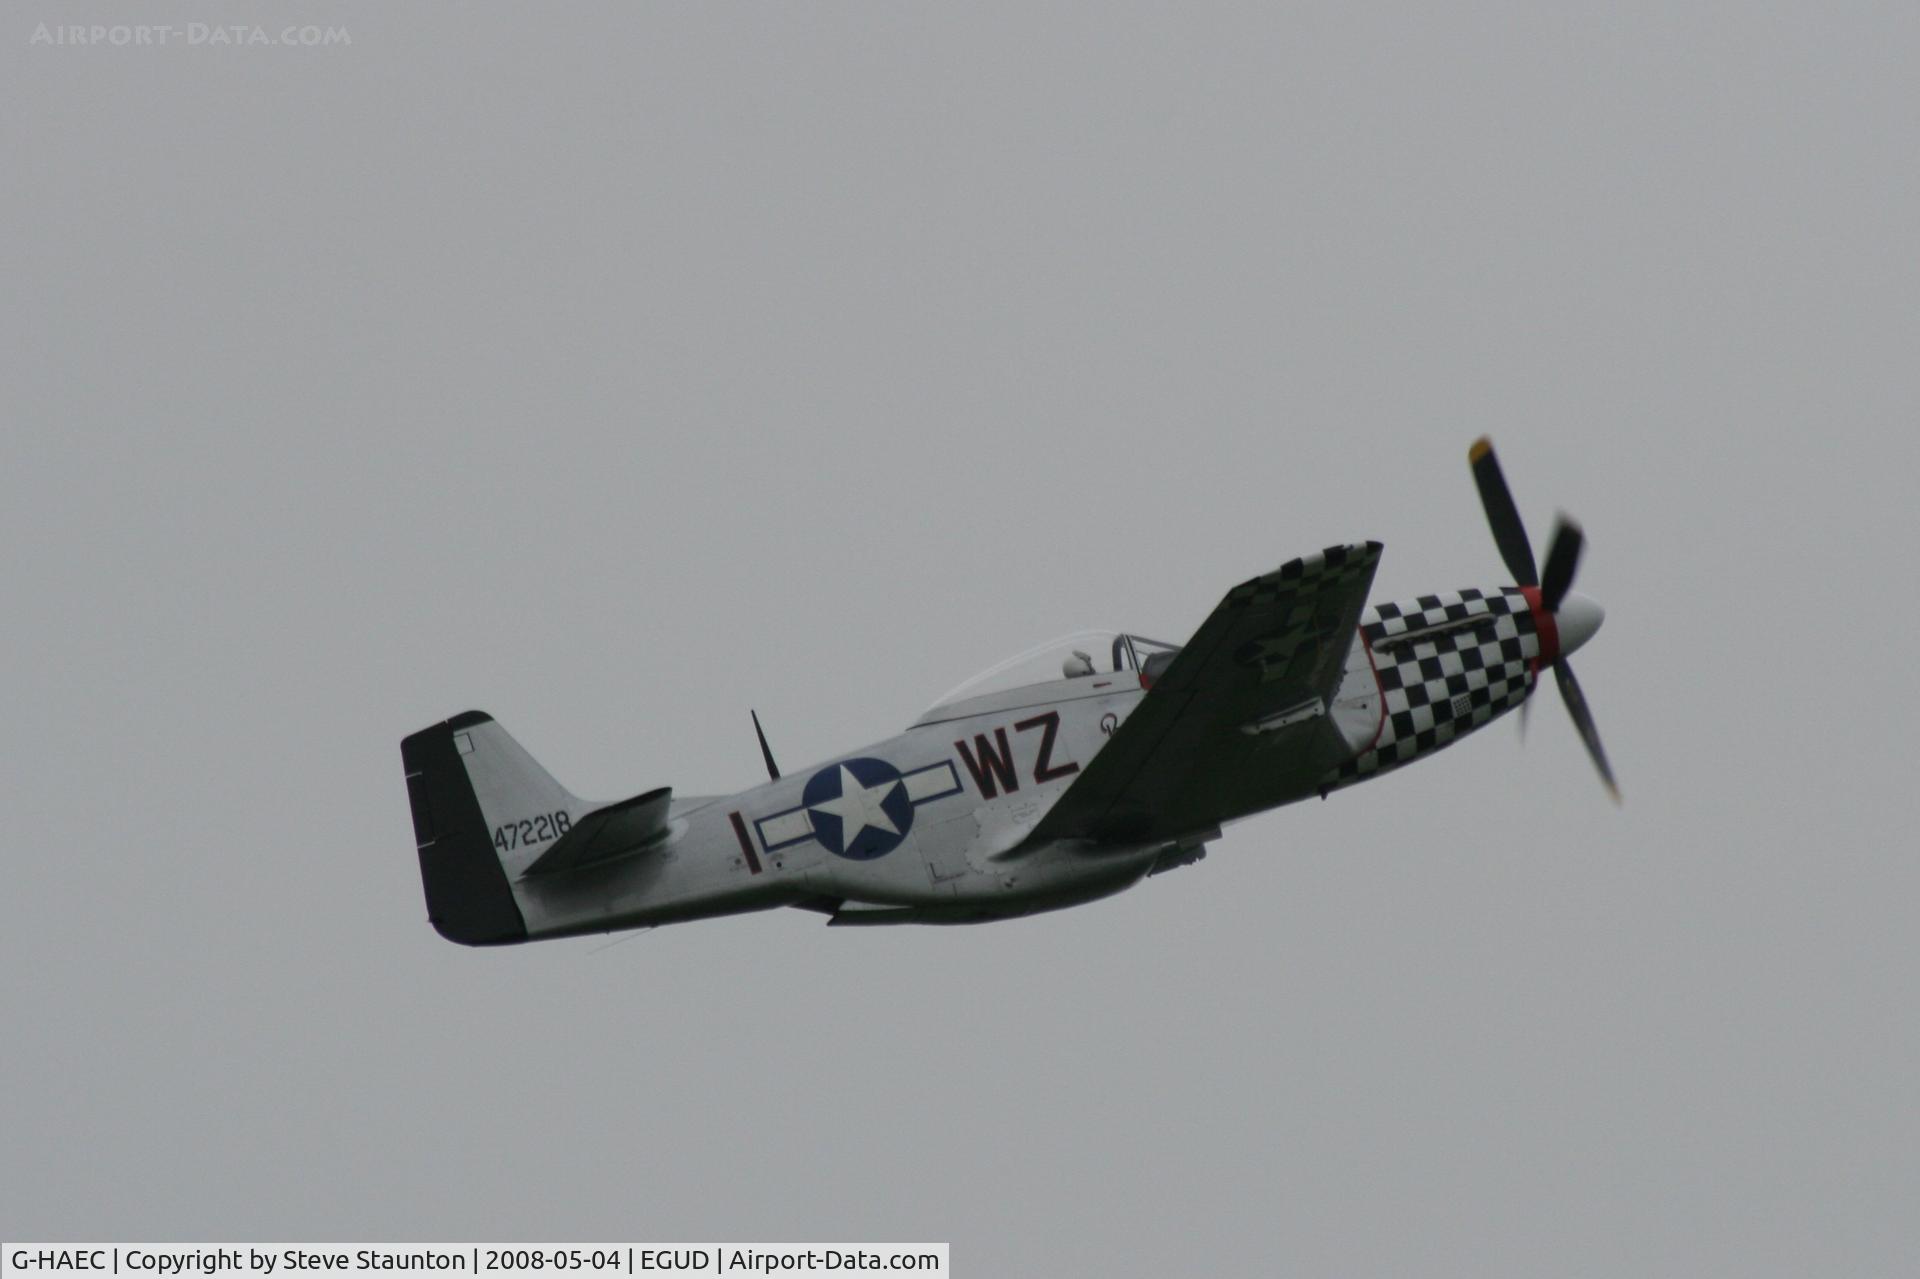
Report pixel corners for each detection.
[494,810,571,852]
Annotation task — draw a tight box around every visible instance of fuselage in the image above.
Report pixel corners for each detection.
[510,584,1553,939]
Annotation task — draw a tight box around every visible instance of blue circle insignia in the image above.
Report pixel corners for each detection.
[803,756,914,860]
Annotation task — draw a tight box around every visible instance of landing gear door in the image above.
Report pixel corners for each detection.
[918,811,978,885]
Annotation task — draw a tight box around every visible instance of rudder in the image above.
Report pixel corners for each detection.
[400,710,542,946]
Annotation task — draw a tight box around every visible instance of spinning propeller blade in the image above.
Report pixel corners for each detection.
[1470,439,1617,801]
[1553,661,1619,803]
[1469,436,1538,587]
[1540,518,1583,613]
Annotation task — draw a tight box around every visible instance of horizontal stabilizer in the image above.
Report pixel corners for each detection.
[521,786,673,877]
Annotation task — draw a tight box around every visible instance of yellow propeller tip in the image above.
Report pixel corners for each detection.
[1469,436,1493,463]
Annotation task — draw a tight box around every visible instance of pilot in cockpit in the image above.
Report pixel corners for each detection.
[1062,649,1095,678]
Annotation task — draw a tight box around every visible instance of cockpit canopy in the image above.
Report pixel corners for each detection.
[921,630,1182,721]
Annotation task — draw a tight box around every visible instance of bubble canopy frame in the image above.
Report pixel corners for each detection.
[925,630,1181,714]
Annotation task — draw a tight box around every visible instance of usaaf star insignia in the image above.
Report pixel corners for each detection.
[802,757,915,860]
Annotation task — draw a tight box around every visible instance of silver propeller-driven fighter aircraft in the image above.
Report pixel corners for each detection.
[401,440,1613,944]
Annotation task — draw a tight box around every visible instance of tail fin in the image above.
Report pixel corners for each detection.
[400,711,579,945]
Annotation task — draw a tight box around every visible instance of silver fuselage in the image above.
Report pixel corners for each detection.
[511,585,1547,937]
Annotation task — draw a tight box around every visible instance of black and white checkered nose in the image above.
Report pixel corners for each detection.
[1554,592,1604,658]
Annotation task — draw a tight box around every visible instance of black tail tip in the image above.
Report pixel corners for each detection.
[402,714,527,946]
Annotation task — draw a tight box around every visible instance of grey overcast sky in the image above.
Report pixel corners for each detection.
[4,3,1917,1274]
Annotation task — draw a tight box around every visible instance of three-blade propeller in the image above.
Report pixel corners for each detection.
[1468,438,1618,801]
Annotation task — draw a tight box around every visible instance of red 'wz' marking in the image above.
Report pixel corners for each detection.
[954,711,1081,799]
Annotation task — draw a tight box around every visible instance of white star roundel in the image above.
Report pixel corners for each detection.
[803,757,915,860]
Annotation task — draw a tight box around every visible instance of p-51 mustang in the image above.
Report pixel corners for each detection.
[401,440,1613,944]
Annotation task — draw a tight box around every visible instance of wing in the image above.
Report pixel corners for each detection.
[1029,542,1383,845]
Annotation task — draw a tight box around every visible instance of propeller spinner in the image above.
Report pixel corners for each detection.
[1468,438,1618,801]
